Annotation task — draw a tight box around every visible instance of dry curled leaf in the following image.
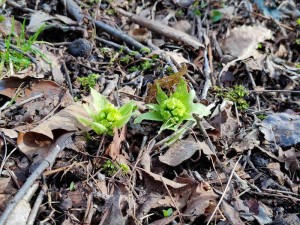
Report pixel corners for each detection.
[145,64,187,103]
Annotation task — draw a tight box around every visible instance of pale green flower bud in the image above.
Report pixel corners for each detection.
[160,97,186,123]
[96,104,122,128]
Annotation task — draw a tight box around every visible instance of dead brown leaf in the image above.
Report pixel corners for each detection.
[159,136,214,166]
[222,25,273,59]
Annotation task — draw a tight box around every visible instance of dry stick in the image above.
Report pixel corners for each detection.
[245,65,261,111]
[0,132,8,177]
[0,133,72,225]
[249,90,300,93]
[207,37,215,86]
[60,0,147,51]
[115,7,205,50]
[6,0,36,13]
[95,37,142,58]
[2,93,44,114]
[62,60,74,97]
[206,155,243,225]
[201,50,212,100]
[83,193,94,225]
[26,186,48,225]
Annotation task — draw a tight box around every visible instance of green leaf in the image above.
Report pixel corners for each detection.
[211,10,222,23]
[83,104,95,118]
[171,78,190,105]
[78,117,108,134]
[190,103,210,117]
[297,18,300,25]
[159,121,176,132]
[134,111,163,124]
[69,181,75,191]
[172,78,188,97]
[90,88,108,111]
[0,15,5,22]
[162,208,173,217]
[156,84,168,104]
[119,102,135,116]
[146,103,161,111]
[115,102,136,128]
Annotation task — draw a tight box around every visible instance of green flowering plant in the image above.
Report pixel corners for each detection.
[79,88,136,135]
[134,78,210,132]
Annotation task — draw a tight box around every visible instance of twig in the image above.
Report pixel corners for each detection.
[206,155,243,225]
[193,114,216,154]
[115,7,204,50]
[6,0,35,13]
[154,120,195,150]
[249,89,300,93]
[201,50,212,99]
[62,60,74,97]
[249,190,300,202]
[26,186,48,225]
[83,193,95,225]
[0,132,8,176]
[60,0,147,51]
[245,65,261,110]
[95,37,142,58]
[2,93,44,114]
[0,133,72,225]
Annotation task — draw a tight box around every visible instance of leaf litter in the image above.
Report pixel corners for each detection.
[0,0,300,224]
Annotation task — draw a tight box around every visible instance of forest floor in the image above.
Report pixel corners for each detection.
[0,0,300,224]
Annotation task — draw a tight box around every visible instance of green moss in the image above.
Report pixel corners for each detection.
[78,73,99,89]
[216,85,250,110]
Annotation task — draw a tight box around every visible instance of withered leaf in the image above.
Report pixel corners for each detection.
[145,64,187,103]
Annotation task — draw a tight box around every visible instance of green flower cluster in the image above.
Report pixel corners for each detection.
[160,97,186,122]
[79,89,136,135]
[134,78,210,132]
[95,104,122,129]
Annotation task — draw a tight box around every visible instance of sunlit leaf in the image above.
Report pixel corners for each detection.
[156,84,168,104]
[134,111,163,124]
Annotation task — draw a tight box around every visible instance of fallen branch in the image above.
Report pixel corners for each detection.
[60,0,147,51]
[114,7,205,50]
[0,133,73,225]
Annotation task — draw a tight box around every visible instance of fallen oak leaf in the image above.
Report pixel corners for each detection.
[159,136,215,167]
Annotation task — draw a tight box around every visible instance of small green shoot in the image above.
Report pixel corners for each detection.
[140,60,152,70]
[101,160,130,176]
[0,15,5,22]
[295,39,300,45]
[119,55,131,64]
[128,65,140,73]
[296,18,300,25]
[107,9,115,15]
[134,78,210,132]
[128,60,153,73]
[257,43,263,49]
[257,114,267,120]
[69,181,75,191]
[78,73,99,89]
[140,47,151,54]
[78,88,136,135]
[0,18,45,72]
[216,85,249,110]
[175,9,185,18]
[211,10,222,23]
[162,208,173,217]
[296,63,300,68]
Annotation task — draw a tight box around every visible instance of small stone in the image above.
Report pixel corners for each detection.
[68,38,92,58]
